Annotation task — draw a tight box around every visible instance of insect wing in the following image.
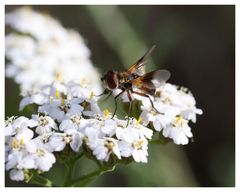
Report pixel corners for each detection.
[131,69,170,91]
[127,45,156,76]
[150,69,171,88]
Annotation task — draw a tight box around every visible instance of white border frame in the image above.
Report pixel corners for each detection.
[1,1,238,191]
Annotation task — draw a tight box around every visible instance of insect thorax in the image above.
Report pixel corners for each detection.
[118,72,138,84]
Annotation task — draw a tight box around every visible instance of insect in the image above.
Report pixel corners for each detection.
[100,45,171,119]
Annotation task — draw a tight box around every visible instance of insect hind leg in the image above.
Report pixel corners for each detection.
[131,90,164,115]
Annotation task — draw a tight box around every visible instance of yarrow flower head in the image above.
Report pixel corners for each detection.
[5,6,102,94]
[5,7,203,186]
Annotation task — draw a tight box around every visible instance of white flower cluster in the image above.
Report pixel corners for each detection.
[5,6,102,94]
[140,83,203,145]
[114,83,202,145]
[5,80,153,181]
[5,7,203,183]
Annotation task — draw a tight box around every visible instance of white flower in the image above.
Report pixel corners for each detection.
[177,90,203,123]
[84,126,101,148]
[118,137,149,163]
[127,118,153,139]
[117,119,150,163]
[68,81,101,116]
[19,93,48,111]
[5,117,34,152]
[25,138,56,171]
[155,83,202,122]
[140,102,177,132]
[162,116,193,145]
[9,169,24,181]
[60,115,94,134]
[48,131,83,152]
[5,116,30,137]
[116,118,153,142]
[38,97,84,123]
[6,150,35,171]
[28,114,57,135]
[90,137,121,162]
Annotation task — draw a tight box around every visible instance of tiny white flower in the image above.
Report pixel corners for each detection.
[117,123,149,163]
[118,137,149,163]
[38,97,84,123]
[6,150,35,171]
[128,118,153,140]
[163,116,193,145]
[91,137,121,162]
[100,118,117,137]
[5,116,30,137]
[116,117,153,142]
[19,93,48,111]
[25,138,56,171]
[140,106,173,132]
[9,169,24,181]
[84,127,101,148]
[60,115,94,134]
[28,114,57,135]
[48,131,83,152]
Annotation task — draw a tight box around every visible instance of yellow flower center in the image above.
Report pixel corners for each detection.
[56,71,61,82]
[81,78,86,86]
[36,149,45,157]
[55,89,60,99]
[103,109,110,118]
[104,139,115,150]
[89,91,94,100]
[137,117,142,125]
[132,140,144,150]
[63,136,72,144]
[71,115,81,125]
[172,116,185,127]
[11,138,25,149]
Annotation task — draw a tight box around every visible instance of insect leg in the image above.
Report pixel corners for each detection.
[95,88,110,97]
[103,91,113,101]
[112,90,125,118]
[131,90,163,114]
[126,91,133,126]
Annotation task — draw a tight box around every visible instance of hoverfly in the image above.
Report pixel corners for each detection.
[100,45,171,118]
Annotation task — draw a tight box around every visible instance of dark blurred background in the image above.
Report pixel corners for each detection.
[5,5,235,187]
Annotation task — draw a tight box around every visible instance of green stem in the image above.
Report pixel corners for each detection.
[63,151,84,187]
[69,166,115,187]
[73,151,84,161]
[29,174,53,187]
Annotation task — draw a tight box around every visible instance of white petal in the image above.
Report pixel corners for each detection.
[9,169,24,181]
[27,119,39,128]
[70,133,83,152]
[49,135,66,151]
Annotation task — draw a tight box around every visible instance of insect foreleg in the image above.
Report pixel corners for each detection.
[103,91,113,101]
[112,90,125,118]
[126,91,133,126]
[95,88,110,97]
